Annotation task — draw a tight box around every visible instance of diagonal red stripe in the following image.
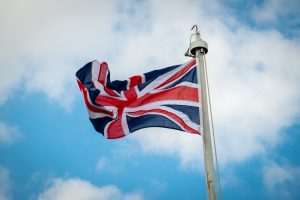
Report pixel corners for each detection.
[155,59,196,89]
[128,86,199,107]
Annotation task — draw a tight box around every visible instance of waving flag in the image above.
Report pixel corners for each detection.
[76,59,201,139]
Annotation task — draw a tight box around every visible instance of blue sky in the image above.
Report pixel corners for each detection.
[1,0,300,199]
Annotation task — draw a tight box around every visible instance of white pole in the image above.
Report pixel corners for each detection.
[189,27,217,200]
[197,49,217,200]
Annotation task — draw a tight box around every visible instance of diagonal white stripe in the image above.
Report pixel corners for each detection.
[124,100,200,113]
[140,59,195,96]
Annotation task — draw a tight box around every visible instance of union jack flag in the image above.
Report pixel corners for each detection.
[76,59,201,139]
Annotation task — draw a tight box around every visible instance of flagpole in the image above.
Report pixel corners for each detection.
[187,26,217,200]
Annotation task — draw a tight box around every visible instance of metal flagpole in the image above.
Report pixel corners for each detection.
[186,25,217,200]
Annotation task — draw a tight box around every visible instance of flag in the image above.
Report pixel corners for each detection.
[76,59,201,139]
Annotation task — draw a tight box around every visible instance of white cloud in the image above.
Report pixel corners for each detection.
[0,165,12,200]
[217,29,299,162]
[263,161,300,199]
[96,157,107,172]
[0,0,119,110]
[130,129,204,171]
[149,179,168,192]
[0,122,22,145]
[204,26,300,165]
[96,156,124,174]
[252,0,300,24]
[38,178,143,200]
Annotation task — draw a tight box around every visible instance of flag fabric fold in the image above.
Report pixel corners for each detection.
[76,59,201,139]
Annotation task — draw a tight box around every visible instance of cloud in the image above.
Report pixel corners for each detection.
[149,179,168,192]
[0,165,12,200]
[0,122,22,145]
[0,0,118,110]
[95,156,125,175]
[205,27,300,165]
[96,157,107,172]
[38,178,143,200]
[263,161,300,200]
[252,0,300,25]
[130,129,203,171]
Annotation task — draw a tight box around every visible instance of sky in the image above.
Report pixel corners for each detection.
[0,0,300,199]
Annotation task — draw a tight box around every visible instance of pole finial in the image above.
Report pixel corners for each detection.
[185,25,208,57]
[191,25,198,32]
